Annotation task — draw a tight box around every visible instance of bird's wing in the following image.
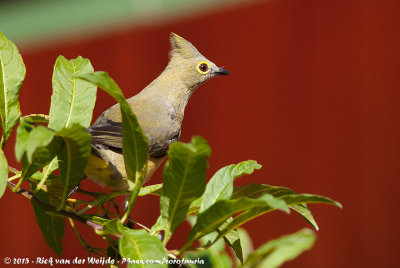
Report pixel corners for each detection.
[87,117,123,150]
[87,114,180,158]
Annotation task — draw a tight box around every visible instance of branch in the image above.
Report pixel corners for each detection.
[7,181,106,233]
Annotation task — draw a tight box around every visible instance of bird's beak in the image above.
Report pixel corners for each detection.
[215,67,230,76]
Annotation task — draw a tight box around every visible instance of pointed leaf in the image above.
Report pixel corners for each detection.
[150,215,165,235]
[21,147,57,180]
[196,161,261,263]
[15,123,59,179]
[16,123,90,206]
[31,188,65,257]
[21,125,55,163]
[232,184,342,209]
[232,183,296,199]
[220,219,243,264]
[205,232,226,253]
[187,215,225,253]
[48,56,96,130]
[14,118,35,161]
[215,207,281,244]
[37,158,59,192]
[199,160,261,213]
[119,229,167,268]
[192,215,245,263]
[42,56,96,183]
[188,196,202,214]
[223,232,242,263]
[160,137,211,242]
[0,148,7,198]
[215,192,342,242]
[55,124,91,209]
[280,193,342,208]
[21,114,49,124]
[100,218,126,236]
[290,203,319,231]
[183,194,289,250]
[237,228,253,263]
[0,31,25,148]
[138,183,162,196]
[244,228,315,268]
[184,219,231,267]
[232,184,324,230]
[77,72,148,184]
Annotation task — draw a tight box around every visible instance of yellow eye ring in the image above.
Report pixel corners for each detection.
[196,61,210,74]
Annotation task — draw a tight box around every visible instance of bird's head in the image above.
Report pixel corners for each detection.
[168,33,229,89]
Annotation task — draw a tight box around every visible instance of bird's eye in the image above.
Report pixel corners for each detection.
[197,61,210,74]
[199,63,208,72]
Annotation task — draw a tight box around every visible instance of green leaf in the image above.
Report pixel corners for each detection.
[231,184,337,230]
[1,114,49,127]
[224,232,242,263]
[0,31,26,148]
[183,194,289,250]
[160,137,211,242]
[138,183,162,196]
[188,197,202,214]
[31,188,65,257]
[0,148,7,198]
[100,218,126,236]
[119,229,167,268]
[15,123,59,180]
[280,193,343,209]
[186,214,197,226]
[82,215,111,226]
[48,56,96,130]
[196,160,260,264]
[21,114,49,124]
[215,192,342,242]
[192,215,244,264]
[55,124,91,209]
[199,160,261,213]
[232,184,342,208]
[206,233,226,253]
[237,228,253,263]
[14,118,35,161]
[37,158,59,192]
[290,203,319,231]
[21,125,55,163]
[42,56,96,185]
[220,219,243,264]
[21,147,56,181]
[215,207,271,245]
[244,228,316,268]
[184,248,232,268]
[77,71,148,184]
[232,184,296,199]
[16,124,90,206]
[187,215,225,253]
[150,215,165,235]
[188,183,294,216]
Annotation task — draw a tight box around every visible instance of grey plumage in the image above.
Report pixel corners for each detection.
[84,32,229,189]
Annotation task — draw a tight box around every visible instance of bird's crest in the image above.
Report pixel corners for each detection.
[169,33,201,59]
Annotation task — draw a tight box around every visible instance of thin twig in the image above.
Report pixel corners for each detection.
[7,181,104,232]
[8,166,20,175]
[127,218,151,232]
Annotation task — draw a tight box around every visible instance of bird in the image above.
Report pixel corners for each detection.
[84,33,229,190]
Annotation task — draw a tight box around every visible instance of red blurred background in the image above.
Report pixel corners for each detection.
[1,0,399,267]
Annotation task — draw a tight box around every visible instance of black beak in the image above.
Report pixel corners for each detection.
[216,67,230,76]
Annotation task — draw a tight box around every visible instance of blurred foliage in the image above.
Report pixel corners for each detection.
[0,0,258,45]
